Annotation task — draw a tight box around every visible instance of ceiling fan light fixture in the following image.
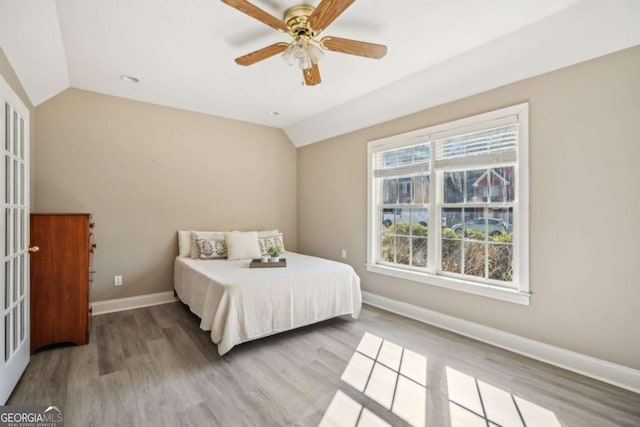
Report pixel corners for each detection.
[308,42,324,64]
[283,36,324,70]
[281,44,296,66]
[298,53,312,70]
[292,39,308,59]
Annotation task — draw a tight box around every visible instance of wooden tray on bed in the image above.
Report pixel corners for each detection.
[250,258,287,268]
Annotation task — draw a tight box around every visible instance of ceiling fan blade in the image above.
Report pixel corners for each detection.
[235,42,289,66]
[321,36,388,59]
[307,0,355,35]
[303,64,322,86]
[221,0,288,33]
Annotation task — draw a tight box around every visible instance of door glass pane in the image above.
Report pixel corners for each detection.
[4,157,9,203]
[18,208,24,251]
[19,255,25,297]
[19,163,24,204]
[13,159,18,204]
[13,208,18,254]
[12,308,18,351]
[4,103,9,151]
[19,117,24,159]
[4,314,10,362]
[5,208,10,255]
[19,300,25,342]
[4,261,9,309]
[12,111,17,155]
[12,257,17,304]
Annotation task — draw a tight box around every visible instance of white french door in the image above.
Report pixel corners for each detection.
[0,75,30,404]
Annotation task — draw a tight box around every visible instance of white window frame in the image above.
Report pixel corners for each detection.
[366,103,530,305]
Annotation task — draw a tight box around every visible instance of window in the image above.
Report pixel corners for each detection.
[367,104,529,304]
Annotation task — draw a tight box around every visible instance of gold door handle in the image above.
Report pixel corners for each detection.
[28,246,40,253]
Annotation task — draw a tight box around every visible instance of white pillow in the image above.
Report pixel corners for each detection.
[178,230,192,257]
[224,231,261,261]
[191,231,226,259]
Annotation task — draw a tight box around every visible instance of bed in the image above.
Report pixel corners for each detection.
[174,251,362,355]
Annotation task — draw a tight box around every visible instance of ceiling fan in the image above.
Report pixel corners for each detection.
[220,0,388,86]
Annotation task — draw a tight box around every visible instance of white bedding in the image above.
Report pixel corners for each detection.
[173,252,362,355]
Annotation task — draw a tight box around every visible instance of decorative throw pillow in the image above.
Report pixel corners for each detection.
[190,231,225,259]
[258,233,285,256]
[196,238,227,260]
[224,231,262,261]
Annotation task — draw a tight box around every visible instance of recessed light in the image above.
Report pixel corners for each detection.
[120,75,139,83]
[267,111,279,116]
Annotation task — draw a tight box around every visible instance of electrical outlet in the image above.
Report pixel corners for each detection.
[114,275,123,287]
[341,249,347,259]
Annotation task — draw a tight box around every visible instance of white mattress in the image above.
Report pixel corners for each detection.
[173,252,362,355]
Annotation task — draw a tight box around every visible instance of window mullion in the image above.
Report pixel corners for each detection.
[485,207,490,280]
[428,140,438,273]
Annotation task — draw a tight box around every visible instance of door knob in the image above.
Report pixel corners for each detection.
[28,246,40,253]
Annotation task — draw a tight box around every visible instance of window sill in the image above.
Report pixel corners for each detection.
[365,263,530,305]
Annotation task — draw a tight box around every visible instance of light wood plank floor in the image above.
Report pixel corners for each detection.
[8,302,640,427]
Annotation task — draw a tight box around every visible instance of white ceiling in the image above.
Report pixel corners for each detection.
[1,0,639,146]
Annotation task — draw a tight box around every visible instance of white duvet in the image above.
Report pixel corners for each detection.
[173,252,362,355]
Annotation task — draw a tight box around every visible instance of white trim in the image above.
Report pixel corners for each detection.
[362,291,640,395]
[91,291,178,315]
[366,264,530,305]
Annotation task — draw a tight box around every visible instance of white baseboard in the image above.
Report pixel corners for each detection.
[362,291,640,395]
[91,291,178,315]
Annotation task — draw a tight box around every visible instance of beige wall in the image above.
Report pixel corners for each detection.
[35,88,297,301]
[0,47,36,207]
[297,45,640,370]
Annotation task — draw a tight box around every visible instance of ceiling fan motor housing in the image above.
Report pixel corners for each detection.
[284,4,317,37]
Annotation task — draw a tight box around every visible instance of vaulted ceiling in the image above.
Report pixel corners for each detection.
[1,0,639,146]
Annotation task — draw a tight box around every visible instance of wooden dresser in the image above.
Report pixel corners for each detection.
[29,213,95,352]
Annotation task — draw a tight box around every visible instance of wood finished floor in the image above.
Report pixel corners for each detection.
[8,302,640,427]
